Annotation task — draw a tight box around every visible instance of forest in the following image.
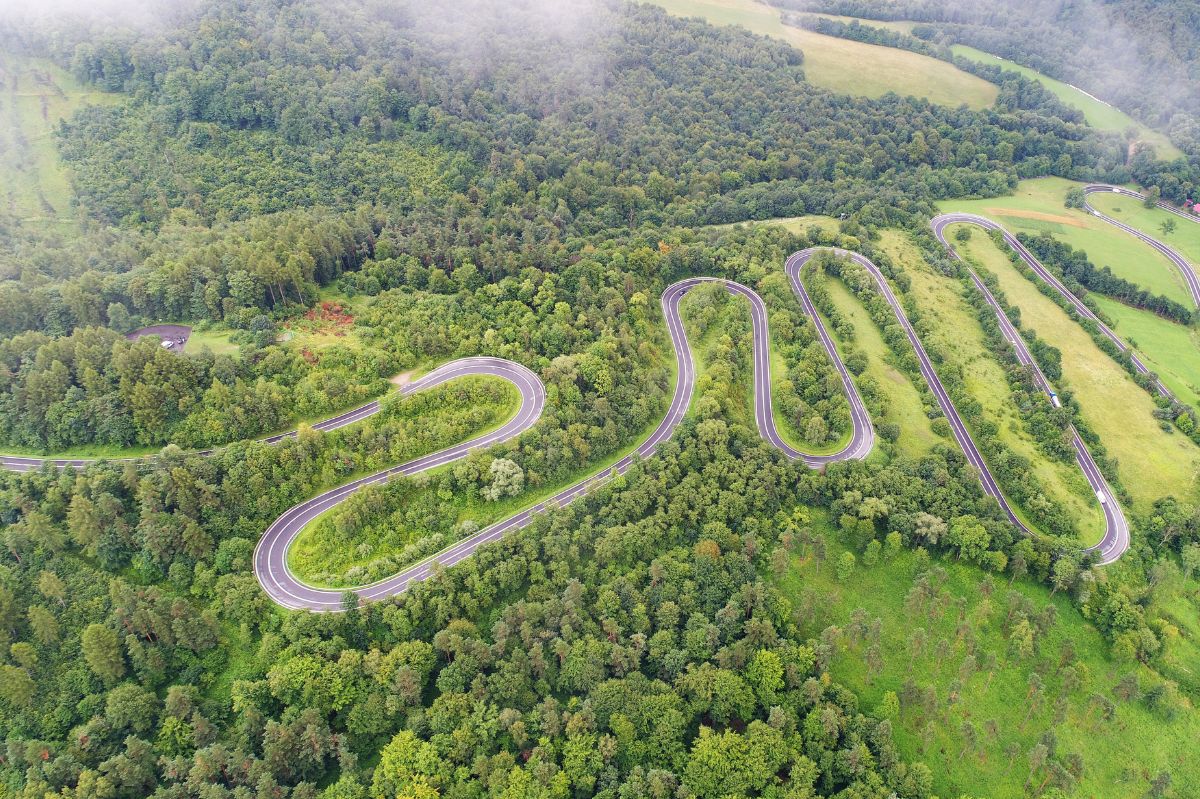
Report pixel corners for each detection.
[0,0,1198,797]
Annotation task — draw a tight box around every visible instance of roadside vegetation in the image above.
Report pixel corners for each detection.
[902,227,1106,544]
[950,224,1200,508]
[285,376,522,587]
[818,272,939,458]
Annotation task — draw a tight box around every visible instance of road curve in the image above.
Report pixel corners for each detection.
[1082,184,1200,309]
[933,213,1173,401]
[254,264,884,610]
[259,244,1112,611]
[0,357,539,473]
[2,243,1134,609]
[932,214,1130,564]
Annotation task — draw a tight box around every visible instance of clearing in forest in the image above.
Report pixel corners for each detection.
[648,0,997,109]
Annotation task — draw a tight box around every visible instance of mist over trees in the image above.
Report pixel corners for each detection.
[0,0,1194,797]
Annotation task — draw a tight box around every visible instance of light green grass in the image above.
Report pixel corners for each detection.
[951,45,1182,160]
[0,54,122,228]
[713,213,842,236]
[775,514,1200,799]
[906,228,1105,544]
[802,12,918,34]
[823,276,937,458]
[647,0,997,109]
[1089,295,1200,411]
[955,225,1200,508]
[184,327,241,356]
[0,441,160,460]
[941,177,1195,307]
[1087,190,1200,274]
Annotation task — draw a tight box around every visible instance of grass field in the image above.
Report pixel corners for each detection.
[942,177,1196,307]
[903,228,1106,544]
[1087,190,1200,273]
[775,515,1200,799]
[184,327,241,356]
[950,45,1182,161]
[715,213,842,237]
[648,0,997,109]
[0,53,121,228]
[953,226,1200,508]
[804,12,917,34]
[821,273,939,458]
[1089,295,1200,411]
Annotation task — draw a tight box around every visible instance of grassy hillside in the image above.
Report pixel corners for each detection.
[1089,295,1200,412]
[822,273,939,459]
[941,178,1200,416]
[1087,191,1200,269]
[942,178,1194,306]
[902,228,1106,544]
[647,0,997,109]
[0,53,121,228]
[951,45,1182,160]
[952,226,1200,508]
[776,515,1200,799]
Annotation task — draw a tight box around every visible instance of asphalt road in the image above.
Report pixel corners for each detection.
[253,271,880,610]
[2,237,1143,608]
[933,213,1173,400]
[931,214,1130,564]
[1082,184,1200,309]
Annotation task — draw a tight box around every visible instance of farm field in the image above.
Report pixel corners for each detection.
[951,45,1182,160]
[903,227,1106,545]
[648,0,997,108]
[776,515,1200,799]
[953,224,1200,508]
[942,177,1196,307]
[0,53,121,228]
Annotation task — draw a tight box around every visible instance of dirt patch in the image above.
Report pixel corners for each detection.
[986,208,1085,227]
[284,301,354,336]
[126,324,191,353]
[390,370,417,388]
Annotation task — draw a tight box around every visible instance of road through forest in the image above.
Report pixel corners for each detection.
[3,229,1155,608]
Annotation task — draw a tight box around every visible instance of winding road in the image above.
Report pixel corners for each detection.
[1082,184,1200,309]
[3,229,1155,607]
[932,215,1128,564]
